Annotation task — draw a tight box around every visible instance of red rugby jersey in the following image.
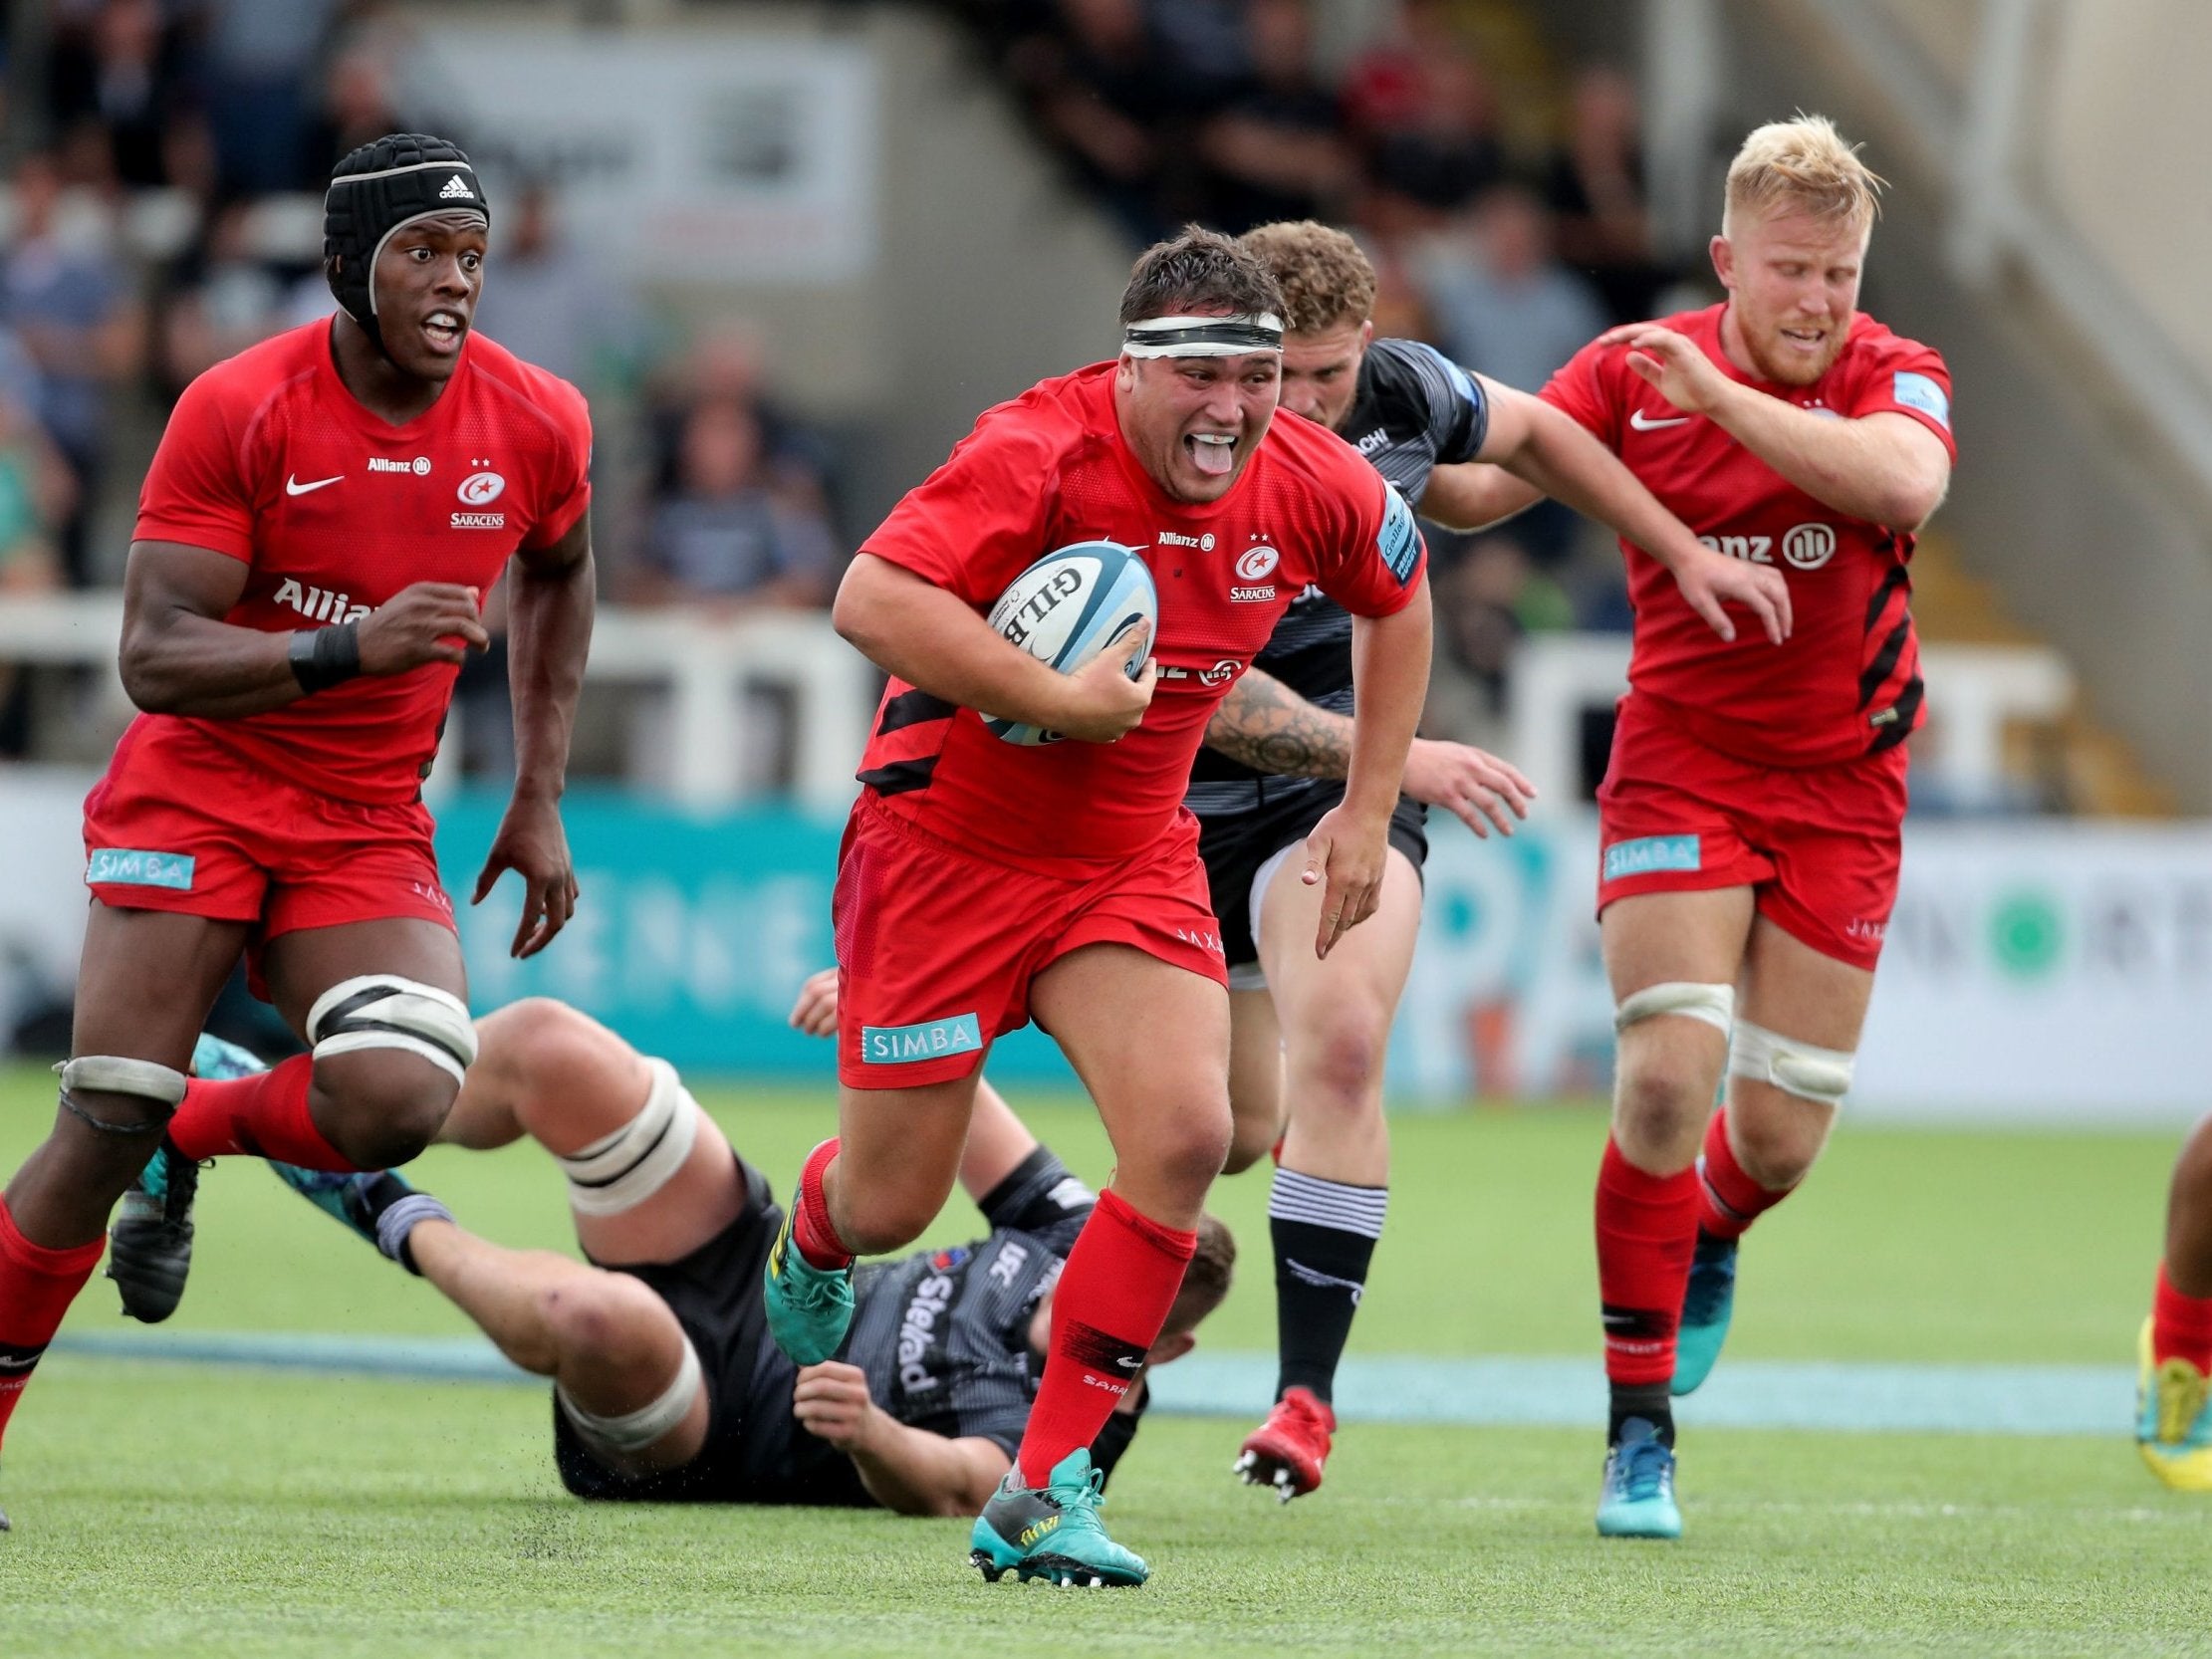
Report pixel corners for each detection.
[1543,303,1956,767]
[855,361,1426,870]
[131,319,592,804]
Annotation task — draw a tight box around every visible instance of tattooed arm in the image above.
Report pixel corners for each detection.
[1204,668,1537,836]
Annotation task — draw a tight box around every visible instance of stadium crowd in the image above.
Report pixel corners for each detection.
[0,0,1682,771]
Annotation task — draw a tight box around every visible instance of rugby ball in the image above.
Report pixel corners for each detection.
[983,541,1158,745]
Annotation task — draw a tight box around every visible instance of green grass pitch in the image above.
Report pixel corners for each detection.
[3,1066,2209,1655]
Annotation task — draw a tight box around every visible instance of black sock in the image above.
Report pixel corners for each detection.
[1608,1382,1674,1448]
[1269,1167,1386,1405]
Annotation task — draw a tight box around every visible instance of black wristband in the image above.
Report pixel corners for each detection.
[288,621,363,693]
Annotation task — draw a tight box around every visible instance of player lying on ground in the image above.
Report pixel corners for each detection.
[1193,219,1788,1502]
[765,227,1431,1586]
[0,132,595,1533]
[1436,115,1956,1540]
[184,981,1231,1518]
[2137,1119,2212,1489]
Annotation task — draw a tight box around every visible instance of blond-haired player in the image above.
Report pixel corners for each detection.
[1197,219,1787,1501]
[1436,116,1956,1537]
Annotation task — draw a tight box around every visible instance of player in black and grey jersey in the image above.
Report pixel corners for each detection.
[1200,221,1749,1502]
[195,977,1231,1516]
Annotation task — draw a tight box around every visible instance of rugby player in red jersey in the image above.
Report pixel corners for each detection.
[1434,117,1956,1538]
[1196,220,1787,1505]
[0,134,595,1530]
[761,228,1431,1586]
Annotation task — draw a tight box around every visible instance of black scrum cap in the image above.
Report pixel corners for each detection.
[324,133,490,356]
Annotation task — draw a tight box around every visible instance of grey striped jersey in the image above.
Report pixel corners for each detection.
[1185,336,1489,815]
[834,1148,1126,1465]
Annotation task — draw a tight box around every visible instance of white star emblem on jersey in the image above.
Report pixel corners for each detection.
[285,474,343,496]
[1629,408,1692,431]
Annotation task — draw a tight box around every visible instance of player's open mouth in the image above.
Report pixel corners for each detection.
[1779,327,1826,353]
[1185,432,1237,478]
[422,311,466,354]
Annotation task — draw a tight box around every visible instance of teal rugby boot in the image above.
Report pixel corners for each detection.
[970,1449,1149,1586]
[761,1207,855,1365]
[1596,1418,1683,1540]
[1672,1230,1739,1396]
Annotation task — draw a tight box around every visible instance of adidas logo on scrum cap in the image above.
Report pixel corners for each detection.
[438,173,474,199]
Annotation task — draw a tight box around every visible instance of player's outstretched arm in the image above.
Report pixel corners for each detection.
[1472,377,1792,646]
[1305,586,1431,958]
[793,1360,1012,1516]
[1605,324,1952,529]
[1418,460,1547,534]
[473,513,595,960]
[1203,667,1533,836]
[833,553,1155,743]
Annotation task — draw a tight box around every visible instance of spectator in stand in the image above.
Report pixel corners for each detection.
[304,46,413,182]
[1197,0,1354,232]
[155,198,295,395]
[1413,181,1606,397]
[1360,54,1505,234]
[467,179,639,397]
[0,337,78,757]
[0,151,144,586]
[1421,532,1572,751]
[1004,0,1197,242]
[46,0,201,191]
[628,398,840,615]
[199,0,349,194]
[1544,65,1672,324]
[644,326,842,529]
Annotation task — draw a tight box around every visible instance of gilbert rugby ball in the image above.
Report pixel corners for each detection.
[983,541,1158,745]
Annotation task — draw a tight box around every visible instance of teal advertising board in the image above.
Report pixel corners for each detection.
[433,790,1076,1081]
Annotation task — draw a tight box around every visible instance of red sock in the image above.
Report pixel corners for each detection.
[1696,1108,1791,1241]
[166,1054,357,1169]
[791,1138,852,1270]
[1016,1188,1195,1486]
[2153,1264,2212,1371]
[1596,1137,1700,1386]
[0,1196,108,1454]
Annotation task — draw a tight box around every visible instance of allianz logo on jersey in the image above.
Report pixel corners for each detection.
[274,579,369,623]
[1698,523,1836,571]
[368,456,431,476]
[1158,530,1215,550]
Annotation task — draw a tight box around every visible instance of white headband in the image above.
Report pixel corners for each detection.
[1122,313,1285,358]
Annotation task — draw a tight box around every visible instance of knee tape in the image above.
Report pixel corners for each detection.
[1613,981,1735,1037]
[1728,1019,1854,1107]
[308,975,477,1085]
[53,1056,189,1134]
[558,1059,701,1218]
[557,1332,702,1456]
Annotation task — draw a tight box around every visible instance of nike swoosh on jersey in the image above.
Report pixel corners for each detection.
[286,474,344,496]
[1628,409,1692,431]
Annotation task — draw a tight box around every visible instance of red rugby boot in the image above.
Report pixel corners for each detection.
[1233,1386,1336,1502]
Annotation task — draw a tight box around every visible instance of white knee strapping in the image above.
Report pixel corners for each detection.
[1613,981,1735,1037]
[1728,1019,1855,1107]
[308,975,477,1085]
[1226,961,1268,993]
[557,1333,702,1455]
[55,1056,189,1107]
[559,1059,701,1218]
